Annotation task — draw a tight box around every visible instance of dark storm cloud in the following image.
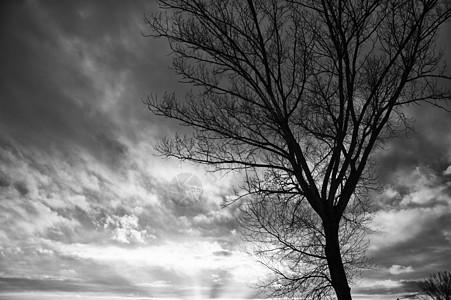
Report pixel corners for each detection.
[369,211,451,273]
[376,105,451,183]
[0,0,181,168]
[1,0,117,163]
[364,64,451,297]
[375,21,451,184]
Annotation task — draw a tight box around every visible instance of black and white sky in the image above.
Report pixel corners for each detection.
[1,1,451,299]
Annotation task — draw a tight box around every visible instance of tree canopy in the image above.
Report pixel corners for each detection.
[145,1,451,299]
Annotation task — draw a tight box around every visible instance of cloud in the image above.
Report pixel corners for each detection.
[0,1,266,298]
[443,230,451,242]
[35,247,54,256]
[0,0,172,169]
[369,166,451,254]
[360,162,451,299]
[213,250,233,257]
[369,205,448,250]
[1,0,449,299]
[389,265,414,275]
[137,280,171,288]
[103,214,154,244]
[353,279,419,299]
[444,165,451,176]
[356,279,403,290]
[0,275,148,296]
[0,125,255,297]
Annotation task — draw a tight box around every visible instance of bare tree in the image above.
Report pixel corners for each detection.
[238,191,371,299]
[144,0,451,299]
[417,271,451,300]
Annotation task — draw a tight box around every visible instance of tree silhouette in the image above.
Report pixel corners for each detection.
[418,271,451,300]
[144,0,451,299]
[238,191,371,299]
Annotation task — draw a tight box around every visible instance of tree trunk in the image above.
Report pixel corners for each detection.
[324,221,353,300]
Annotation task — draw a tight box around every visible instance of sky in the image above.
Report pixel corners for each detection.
[0,1,450,300]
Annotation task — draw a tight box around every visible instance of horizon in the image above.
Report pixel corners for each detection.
[0,292,414,300]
